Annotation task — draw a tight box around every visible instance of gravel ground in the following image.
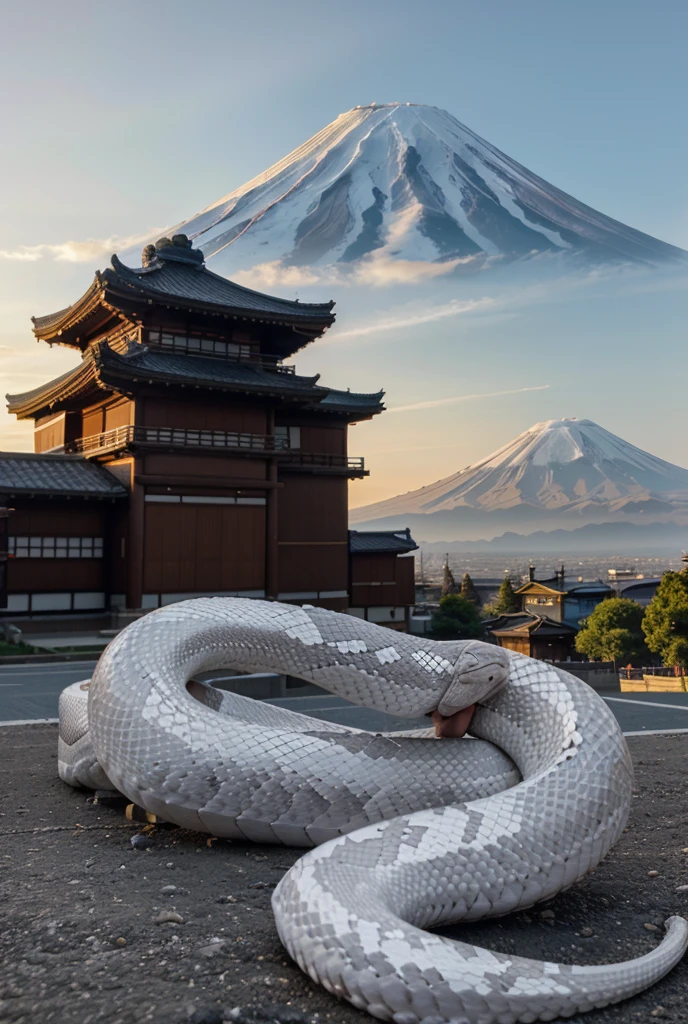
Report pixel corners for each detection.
[1,724,687,1024]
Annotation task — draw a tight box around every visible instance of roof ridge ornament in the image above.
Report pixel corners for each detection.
[141,233,204,269]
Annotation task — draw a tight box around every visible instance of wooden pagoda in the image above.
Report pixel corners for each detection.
[3,235,387,621]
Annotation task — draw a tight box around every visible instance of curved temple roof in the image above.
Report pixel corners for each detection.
[31,243,336,351]
[6,341,385,421]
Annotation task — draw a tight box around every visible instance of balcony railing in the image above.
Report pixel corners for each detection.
[282,452,366,472]
[62,426,366,473]
[64,425,292,457]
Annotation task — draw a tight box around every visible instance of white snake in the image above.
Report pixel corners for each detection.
[57,597,687,1023]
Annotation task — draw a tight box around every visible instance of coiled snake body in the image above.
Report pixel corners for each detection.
[58,598,687,1023]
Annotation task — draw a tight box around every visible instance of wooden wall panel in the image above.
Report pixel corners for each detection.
[104,399,134,431]
[278,476,348,543]
[8,504,106,536]
[278,543,348,594]
[82,403,105,437]
[141,397,267,434]
[350,553,416,608]
[299,425,346,455]
[143,504,265,594]
[8,559,103,591]
[394,555,416,605]
[34,413,65,453]
[142,453,268,481]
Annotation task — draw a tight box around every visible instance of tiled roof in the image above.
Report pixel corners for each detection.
[94,343,324,397]
[6,361,94,414]
[108,254,335,322]
[488,612,577,636]
[32,243,336,340]
[6,342,386,422]
[0,453,127,497]
[316,387,385,415]
[348,528,418,555]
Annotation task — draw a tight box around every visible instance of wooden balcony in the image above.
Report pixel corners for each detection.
[62,426,366,474]
[64,425,291,457]
[280,452,367,477]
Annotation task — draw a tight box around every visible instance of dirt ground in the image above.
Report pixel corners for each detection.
[1,724,686,1024]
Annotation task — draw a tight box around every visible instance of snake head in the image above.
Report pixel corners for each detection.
[438,641,511,716]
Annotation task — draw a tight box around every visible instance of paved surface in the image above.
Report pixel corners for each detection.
[0,662,97,723]
[3,661,688,735]
[1,725,686,1024]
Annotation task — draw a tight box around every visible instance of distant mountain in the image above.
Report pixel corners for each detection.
[420,522,688,556]
[351,419,688,541]
[138,104,686,276]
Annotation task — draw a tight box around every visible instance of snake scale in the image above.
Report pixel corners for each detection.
[58,597,687,1023]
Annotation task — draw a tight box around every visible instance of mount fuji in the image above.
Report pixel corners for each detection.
[151,103,686,278]
[350,419,688,542]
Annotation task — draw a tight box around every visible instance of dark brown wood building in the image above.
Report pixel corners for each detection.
[487,612,578,661]
[3,235,393,624]
[348,528,418,630]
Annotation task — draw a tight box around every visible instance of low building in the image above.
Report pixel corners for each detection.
[348,529,418,630]
[487,612,578,661]
[515,566,614,628]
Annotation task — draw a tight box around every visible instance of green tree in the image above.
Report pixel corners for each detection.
[483,577,521,616]
[460,572,481,607]
[575,597,649,665]
[441,557,458,597]
[431,594,484,640]
[642,569,688,669]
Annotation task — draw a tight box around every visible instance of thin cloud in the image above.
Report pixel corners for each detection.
[387,384,551,415]
[0,229,163,264]
[335,296,498,340]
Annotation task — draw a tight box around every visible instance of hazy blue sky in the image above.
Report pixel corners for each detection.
[1,0,686,503]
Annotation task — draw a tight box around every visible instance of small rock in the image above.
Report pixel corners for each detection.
[580,927,594,937]
[188,1010,224,1024]
[130,834,153,850]
[647,870,660,878]
[644,923,660,932]
[197,939,226,958]
[249,881,268,890]
[161,885,178,895]
[540,909,555,920]
[682,848,688,854]
[115,937,127,947]
[676,884,688,892]
[153,910,183,925]
[216,894,237,904]
[650,1008,667,1018]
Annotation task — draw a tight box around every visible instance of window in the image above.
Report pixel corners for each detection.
[147,329,252,361]
[274,425,301,450]
[8,536,104,559]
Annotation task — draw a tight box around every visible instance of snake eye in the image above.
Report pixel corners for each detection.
[489,675,494,682]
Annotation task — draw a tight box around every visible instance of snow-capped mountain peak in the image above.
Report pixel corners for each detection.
[350,418,688,527]
[142,104,686,278]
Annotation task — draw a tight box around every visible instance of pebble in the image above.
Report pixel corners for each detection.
[647,870,660,878]
[580,927,594,937]
[676,884,688,892]
[216,895,237,904]
[130,834,153,850]
[228,1008,310,1024]
[540,909,555,920]
[161,885,178,895]
[153,910,183,925]
[196,939,226,958]
[650,1008,667,1018]
[115,937,127,947]
[682,848,688,854]
[644,923,660,932]
[188,1010,224,1024]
